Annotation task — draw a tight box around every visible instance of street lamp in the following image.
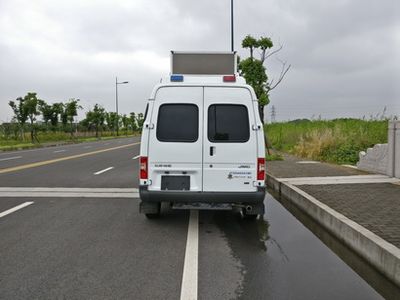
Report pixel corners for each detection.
[115,77,129,136]
[230,0,234,52]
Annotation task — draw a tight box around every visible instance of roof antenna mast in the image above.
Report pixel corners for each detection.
[230,0,234,52]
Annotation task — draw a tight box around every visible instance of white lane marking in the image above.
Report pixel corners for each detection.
[0,202,34,218]
[277,175,400,185]
[180,210,198,300]
[132,155,140,160]
[0,187,138,192]
[94,166,114,175]
[53,150,66,153]
[342,164,358,169]
[83,145,92,149]
[296,161,320,164]
[104,143,110,145]
[0,187,138,198]
[0,156,22,161]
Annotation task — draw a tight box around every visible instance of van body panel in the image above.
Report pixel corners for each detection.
[147,87,203,192]
[139,79,266,207]
[203,87,257,192]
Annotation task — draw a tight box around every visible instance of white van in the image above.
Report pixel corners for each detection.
[138,52,266,218]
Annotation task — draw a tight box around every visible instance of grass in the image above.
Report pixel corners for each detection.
[0,131,140,151]
[265,119,388,165]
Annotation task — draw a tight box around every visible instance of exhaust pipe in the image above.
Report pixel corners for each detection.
[245,205,252,212]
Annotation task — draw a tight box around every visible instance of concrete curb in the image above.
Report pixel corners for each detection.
[266,173,400,287]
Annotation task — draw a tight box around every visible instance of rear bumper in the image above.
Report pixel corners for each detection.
[139,186,266,204]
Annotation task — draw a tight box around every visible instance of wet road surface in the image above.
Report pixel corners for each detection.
[0,137,398,299]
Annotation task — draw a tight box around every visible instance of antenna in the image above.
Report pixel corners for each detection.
[230,0,234,52]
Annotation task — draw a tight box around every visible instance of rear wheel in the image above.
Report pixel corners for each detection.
[141,202,161,219]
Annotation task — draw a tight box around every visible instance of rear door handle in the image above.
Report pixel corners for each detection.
[210,146,215,156]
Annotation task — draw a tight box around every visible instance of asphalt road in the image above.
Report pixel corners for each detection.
[0,138,394,299]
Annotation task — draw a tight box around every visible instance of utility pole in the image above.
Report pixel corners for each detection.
[230,0,234,52]
[115,77,129,136]
[271,105,276,123]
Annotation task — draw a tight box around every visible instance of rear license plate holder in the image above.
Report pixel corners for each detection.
[161,176,190,191]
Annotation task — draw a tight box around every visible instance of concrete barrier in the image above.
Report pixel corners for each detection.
[267,173,400,287]
[358,121,400,179]
[387,121,400,178]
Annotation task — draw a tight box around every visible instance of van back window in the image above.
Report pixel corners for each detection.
[208,104,249,143]
[157,104,199,142]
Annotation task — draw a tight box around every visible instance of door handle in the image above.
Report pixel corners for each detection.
[210,146,216,156]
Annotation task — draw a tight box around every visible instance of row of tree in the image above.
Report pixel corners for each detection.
[7,92,143,142]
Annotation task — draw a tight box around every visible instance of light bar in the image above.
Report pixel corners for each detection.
[223,75,236,82]
[170,74,184,82]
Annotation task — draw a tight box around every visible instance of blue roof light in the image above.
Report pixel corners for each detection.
[170,74,184,82]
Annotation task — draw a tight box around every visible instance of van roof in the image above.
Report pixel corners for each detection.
[162,74,246,84]
[149,75,257,101]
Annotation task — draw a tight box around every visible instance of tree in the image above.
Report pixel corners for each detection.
[242,35,258,60]
[129,112,138,132]
[50,103,64,128]
[239,35,290,122]
[21,92,41,142]
[136,113,144,131]
[38,100,53,129]
[85,104,106,137]
[64,98,82,137]
[121,114,129,135]
[8,96,29,140]
[106,112,118,134]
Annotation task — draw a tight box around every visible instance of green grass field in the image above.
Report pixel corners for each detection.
[0,131,139,151]
[265,119,388,165]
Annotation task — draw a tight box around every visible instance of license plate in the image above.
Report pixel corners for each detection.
[161,176,190,191]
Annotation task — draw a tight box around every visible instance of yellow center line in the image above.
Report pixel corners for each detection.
[0,142,140,174]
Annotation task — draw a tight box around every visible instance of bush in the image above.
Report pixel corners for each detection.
[265,119,388,164]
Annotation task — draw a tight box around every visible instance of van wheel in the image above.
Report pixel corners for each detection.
[144,203,161,219]
[242,208,258,220]
[145,212,160,219]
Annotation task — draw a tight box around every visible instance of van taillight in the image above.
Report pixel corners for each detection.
[257,158,265,181]
[140,156,148,179]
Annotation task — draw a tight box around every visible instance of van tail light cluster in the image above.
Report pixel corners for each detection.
[257,158,266,181]
[223,75,236,82]
[140,156,148,179]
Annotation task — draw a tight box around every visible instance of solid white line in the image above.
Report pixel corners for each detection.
[0,192,139,198]
[132,155,140,160]
[278,175,400,185]
[94,166,114,175]
[180,210,198,300]
[0,156,22,161]
[0,202,34,218]
[53,150,66,153]
[83,146,92,149]
[0,187,138,193]
[296,161,320,164]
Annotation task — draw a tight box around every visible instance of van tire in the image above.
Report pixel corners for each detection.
[141,202,161,219]
[145,212,160,219]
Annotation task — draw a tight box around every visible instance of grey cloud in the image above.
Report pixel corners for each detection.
[0,0,399,122]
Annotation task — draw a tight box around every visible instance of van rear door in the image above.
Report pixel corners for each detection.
[203,87,258,192]
[148,87,203,192]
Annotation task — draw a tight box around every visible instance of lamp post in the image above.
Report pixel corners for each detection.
[231,0,234,52]
[115,77,129,136]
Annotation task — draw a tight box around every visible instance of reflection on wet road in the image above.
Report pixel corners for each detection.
[198,192,399,299]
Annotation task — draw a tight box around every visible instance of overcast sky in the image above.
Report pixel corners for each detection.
[0,0,399,122]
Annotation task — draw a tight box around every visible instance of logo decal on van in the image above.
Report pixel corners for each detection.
[227,171,252,179]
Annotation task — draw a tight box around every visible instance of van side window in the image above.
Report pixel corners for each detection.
[208,104,249,143]
[157,104,199,142]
